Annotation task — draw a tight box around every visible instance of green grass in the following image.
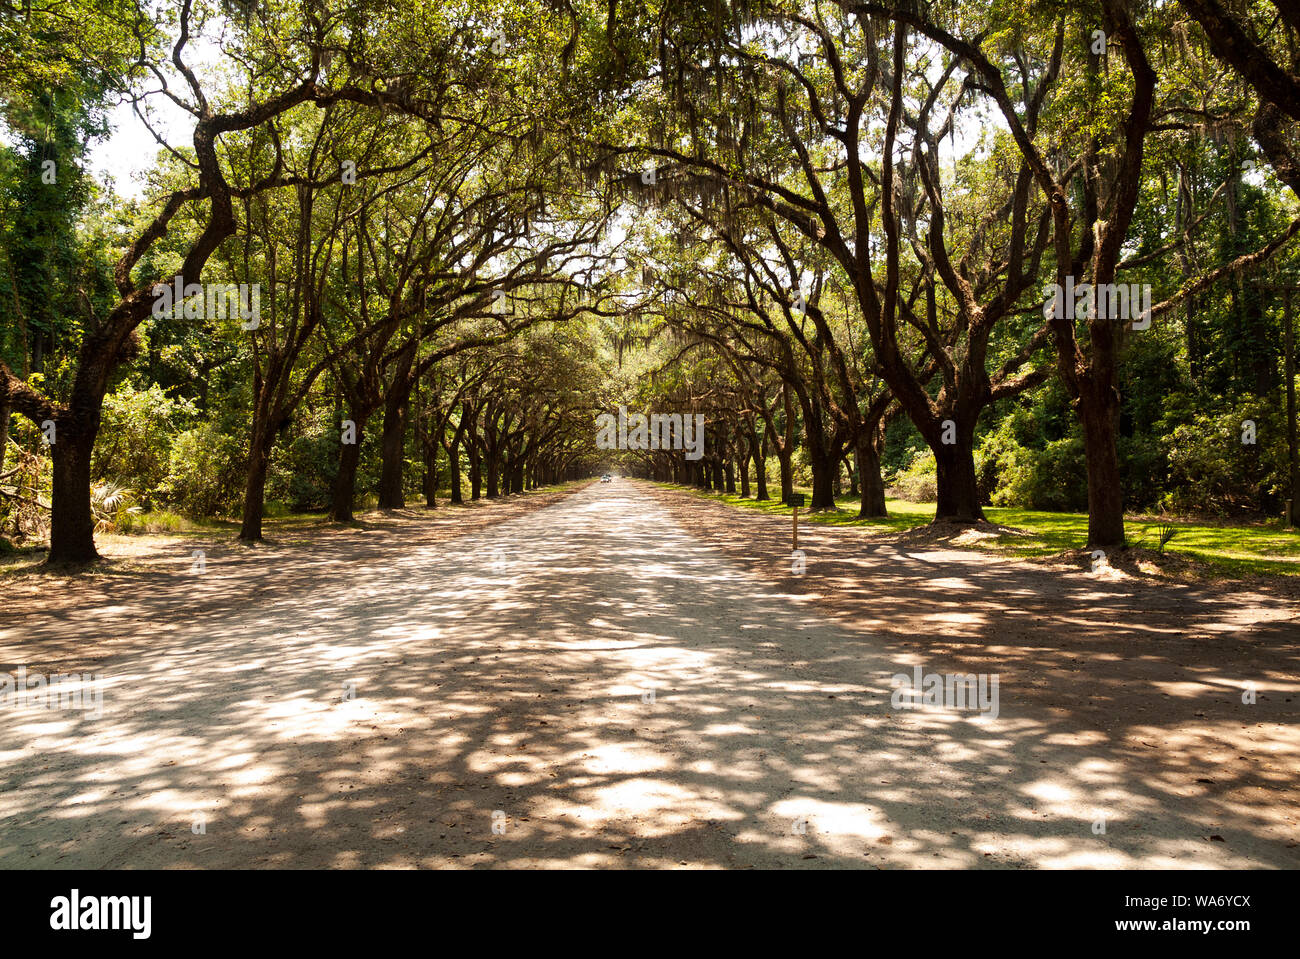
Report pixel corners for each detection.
[116,509,204,534]
[658,483,1300,578]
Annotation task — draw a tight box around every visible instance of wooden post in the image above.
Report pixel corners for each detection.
[789,493,805,550]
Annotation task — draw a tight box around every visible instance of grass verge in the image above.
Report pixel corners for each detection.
[655,482,1300,578]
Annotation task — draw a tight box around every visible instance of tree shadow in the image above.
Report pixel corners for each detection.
[0,482,1296,869]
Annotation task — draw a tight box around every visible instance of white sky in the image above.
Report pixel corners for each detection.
[87,26,227,200]
[90,97,189,200]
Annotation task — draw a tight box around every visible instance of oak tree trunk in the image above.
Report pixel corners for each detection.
[1080,394,1127,548]
[238,417,275,541]
[377,379,413,509]
[754,431,769,501]
[777,449,793,504]
[48,425,98,563]
[857,434,887,519]
[449,435,463,504]
[932,431,983,522]
[329,409,369,522]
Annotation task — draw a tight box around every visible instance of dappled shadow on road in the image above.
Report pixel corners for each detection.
[0,488,578,676]
[642,483,1300,865]
[0,481,1296,868]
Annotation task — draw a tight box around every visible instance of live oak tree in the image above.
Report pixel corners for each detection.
[0,0,501,561]
[226,103,437,541]
[7,0,1300,557]
[317,151,616,519]
[860,0,1300,545]
[610,2,1058,523]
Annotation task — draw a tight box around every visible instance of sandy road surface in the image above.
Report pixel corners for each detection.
[1,480,1295,868]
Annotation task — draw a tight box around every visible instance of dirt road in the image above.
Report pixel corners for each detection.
[1,481,1296,868]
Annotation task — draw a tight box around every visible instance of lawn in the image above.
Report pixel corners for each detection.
[657,482,1300,577]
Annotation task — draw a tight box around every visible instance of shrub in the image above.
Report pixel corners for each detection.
[159,423,246,517]
[979,425,1088,511]
[266,407,338,512]
[974,399,1089,511]
[116,509,191,534]
[888,449,937,502]
[93,383,195,507]
[1161,401,1286,516]
[1118,432,1167,512]
[90,479,141,533]
[0,420,51,543]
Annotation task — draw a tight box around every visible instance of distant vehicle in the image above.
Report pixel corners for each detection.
[600,474,612,483]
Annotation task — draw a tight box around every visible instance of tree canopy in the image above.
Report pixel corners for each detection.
[3,0,1300,561]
